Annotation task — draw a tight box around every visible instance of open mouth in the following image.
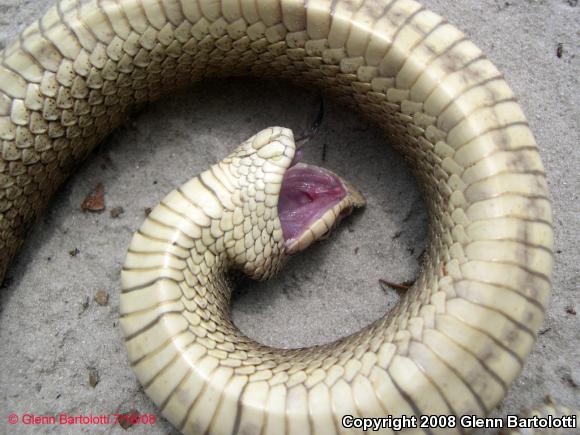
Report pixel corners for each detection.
[278,152,363,253]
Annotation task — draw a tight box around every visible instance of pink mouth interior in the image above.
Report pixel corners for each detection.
[278,158,347,246]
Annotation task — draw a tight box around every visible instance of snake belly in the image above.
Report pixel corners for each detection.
[0,0,554,434]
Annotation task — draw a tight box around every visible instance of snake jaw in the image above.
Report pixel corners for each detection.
[279,162,365,255]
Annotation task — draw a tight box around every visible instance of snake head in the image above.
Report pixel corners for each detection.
[225,127,365,280]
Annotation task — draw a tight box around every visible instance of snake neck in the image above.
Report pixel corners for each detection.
[122,127,294,297]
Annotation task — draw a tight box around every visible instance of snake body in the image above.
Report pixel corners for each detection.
[0,0,554,434]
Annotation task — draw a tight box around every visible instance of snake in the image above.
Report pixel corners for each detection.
[0,0,561,434]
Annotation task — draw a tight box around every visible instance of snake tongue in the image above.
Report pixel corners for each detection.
[278,162,365,254]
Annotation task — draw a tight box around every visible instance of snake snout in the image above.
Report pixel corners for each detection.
[279,160,365,255]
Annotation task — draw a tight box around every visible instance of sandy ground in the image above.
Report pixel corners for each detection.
[0,0,578,433]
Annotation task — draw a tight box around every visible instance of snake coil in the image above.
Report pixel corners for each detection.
[0,0,555,434]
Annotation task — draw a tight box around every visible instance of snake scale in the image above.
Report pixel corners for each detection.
[0,0,568,433]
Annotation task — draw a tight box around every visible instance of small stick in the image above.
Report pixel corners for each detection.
[379,279,415,292]
[295,98,325,148]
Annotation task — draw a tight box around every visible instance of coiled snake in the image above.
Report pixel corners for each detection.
[0,0,564,434]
